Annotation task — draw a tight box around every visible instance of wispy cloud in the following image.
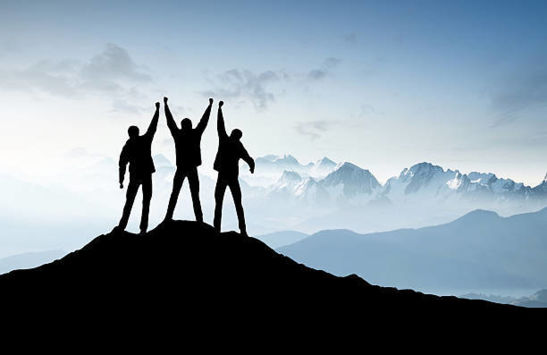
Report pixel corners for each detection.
[203,57,342,110]
[0,43,152,112]
[295,120,336,140]
[343,33,358,44]
[202,69,288,110]
[81,43,151,84]
[307,57,341,81]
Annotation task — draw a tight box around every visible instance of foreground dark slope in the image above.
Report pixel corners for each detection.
[0,221,544,330]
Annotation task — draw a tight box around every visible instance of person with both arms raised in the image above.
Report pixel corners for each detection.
[163,96,212,223]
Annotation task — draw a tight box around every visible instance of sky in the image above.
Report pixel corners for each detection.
[1,0,547,187]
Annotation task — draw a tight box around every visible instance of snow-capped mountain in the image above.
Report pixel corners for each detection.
[237,155,547,233]
[311,157,337,177]
[265,162,380,202]
[269,170,303,198]
[294,177,330,203]
[321,162,381,198]
[249,154,339,186]
[531,172,547,196]
[251,156,547,206]
[382,162,537,203]
[255,154,306,174]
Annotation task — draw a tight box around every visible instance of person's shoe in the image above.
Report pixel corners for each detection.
[111,225,124,234]
[139,229,147,236]
[240,229,249,237]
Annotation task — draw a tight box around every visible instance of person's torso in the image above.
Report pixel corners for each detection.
[126,136,155,177]
[214,139,244,178]
[174,129,202,168]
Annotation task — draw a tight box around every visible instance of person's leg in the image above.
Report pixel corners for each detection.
[118,179,140,231]
[187,167,203,223]
[213,176,228,232]
[140,175,153,233]
[165,169,185,221]
[229,179,247,236]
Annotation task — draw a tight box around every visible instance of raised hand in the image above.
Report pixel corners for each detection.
[155,102,160,109]
[209,98,214,105]
[219,101,224,108]
[163,97,168,104]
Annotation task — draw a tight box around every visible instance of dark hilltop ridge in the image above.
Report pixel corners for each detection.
[0,221,545,336]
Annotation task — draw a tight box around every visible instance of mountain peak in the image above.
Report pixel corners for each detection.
[407,162,444,176]
[337,161,366,172]
[322,162,381,196]
[317,157,336,168]
[452,209,500,225]
[278,170,302,183]
[259,154,280,162]
[276,154,299,165]
[0,220,532,331]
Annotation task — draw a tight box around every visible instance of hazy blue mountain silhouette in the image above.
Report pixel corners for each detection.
[1,220,543,334]
[462,289,547,308]
[256,230,309,249]
[279,208,547,291]
[0,249,66,274]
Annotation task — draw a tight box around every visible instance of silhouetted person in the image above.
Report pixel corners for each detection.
[213,101,255,236]
[164,97,212,222]
[118,102,160,234]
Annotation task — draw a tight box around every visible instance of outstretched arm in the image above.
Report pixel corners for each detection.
[196,98,213,135]
[217,101,228,140]
[145,102,160,138]
[119,144,129,188]
[164,97,177,135]
[241,146,255,174]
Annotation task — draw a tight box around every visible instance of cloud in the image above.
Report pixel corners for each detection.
[81,43,151,83]
[203,57,341,110]
[343,33,358,44]
[111,99,147,114]
[0,59,79,96]
[0,43,152,109]
[295,120,335,140]
[307,57,341,81]
[203,69,286,110]
[490,61,547,127]
[357,104,376,118]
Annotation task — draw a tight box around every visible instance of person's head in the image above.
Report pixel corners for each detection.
[181,118,192,131]
[128,125,139,139]
[230,129,242,141]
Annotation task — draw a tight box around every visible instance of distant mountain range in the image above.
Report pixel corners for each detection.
[0,250,66,274]
[236,154,547,233]
[278,207,547,293]
[462,289,547,308]
[249,154,547,202]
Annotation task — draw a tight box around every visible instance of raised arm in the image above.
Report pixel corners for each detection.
[163,97,177,135]
[217,101,228,140]
[118,144,129,188]
[145,102,160,138]
[196,98,213,135]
